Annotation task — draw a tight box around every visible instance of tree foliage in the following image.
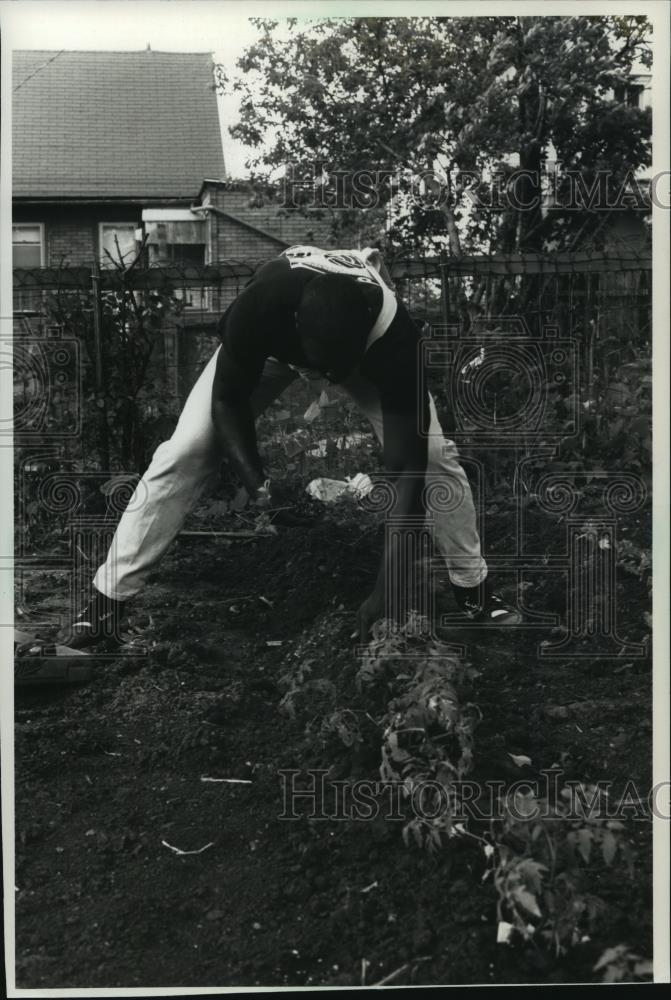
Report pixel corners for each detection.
[45,272,183,472]
[223,15,651,253]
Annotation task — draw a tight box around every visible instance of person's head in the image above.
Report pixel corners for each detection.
[297,273,373,383]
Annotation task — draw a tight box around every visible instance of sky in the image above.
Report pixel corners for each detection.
[1,0,295,178]
[1,0,657,179]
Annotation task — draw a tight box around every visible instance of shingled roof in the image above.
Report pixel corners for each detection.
[12,50,226,199]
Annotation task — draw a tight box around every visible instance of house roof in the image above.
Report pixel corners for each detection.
[12,49,226,199]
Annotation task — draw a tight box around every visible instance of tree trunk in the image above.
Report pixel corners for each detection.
[442,204,463,257]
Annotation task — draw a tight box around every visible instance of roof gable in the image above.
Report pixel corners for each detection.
[200,184,335,249]
[13,50,226,199]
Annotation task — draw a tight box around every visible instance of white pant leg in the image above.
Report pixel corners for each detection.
[94,347,224,600]
[340,371,487,588]
[423,396,487,587]
[94,350,300,600]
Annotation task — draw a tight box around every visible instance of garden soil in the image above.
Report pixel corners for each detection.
[13,499,653,988]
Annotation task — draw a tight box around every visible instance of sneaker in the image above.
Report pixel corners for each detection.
[451,578,522,625]
[63,590,127,649]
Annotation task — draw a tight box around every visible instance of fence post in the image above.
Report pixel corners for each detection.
[90,257,110,469]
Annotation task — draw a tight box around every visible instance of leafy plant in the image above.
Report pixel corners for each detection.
[357,613,461,690]
[43,252,184,472]
[319,709,364,749]
[352,615,479,851]
[616,538,652,584]
[592,943,653,983]
[487,784,635,957]
[278,662,338,721]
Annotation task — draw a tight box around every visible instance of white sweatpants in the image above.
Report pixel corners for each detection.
[94,349,487,599]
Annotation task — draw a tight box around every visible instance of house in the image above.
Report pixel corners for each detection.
[12,48,332,400]
[12,48,330,286]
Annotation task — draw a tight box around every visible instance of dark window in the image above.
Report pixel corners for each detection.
[613,83,644,108]
[167,243,206,266]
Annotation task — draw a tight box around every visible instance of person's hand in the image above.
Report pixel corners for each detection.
[355,587,385,641]
[252,480,320,528]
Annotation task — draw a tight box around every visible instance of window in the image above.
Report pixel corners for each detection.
[142,212,209,310]
[165,243,207,267]
[144,221,207,266]
[13,224,45,311]
[99,223,139,268]
[12,224,44,268]
[613,83,645,108]
[162,243,209,309]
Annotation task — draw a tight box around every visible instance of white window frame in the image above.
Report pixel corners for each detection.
[142,208,203,224]
[12,223,46,313]
[12,222,45,267]
[98,222,140,268]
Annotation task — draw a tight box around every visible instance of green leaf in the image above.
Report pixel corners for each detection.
[512,886,541,918]
[508,752,532,767]
[601,829,618,864]
[576,827,592,863]
[518,859,548,894]
[594,944,626,971]
[303,400,321,423]
[513,790,538,819]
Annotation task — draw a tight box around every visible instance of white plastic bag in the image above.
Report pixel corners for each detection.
[305,478,349,502]
[305,472,374,503]
[345,473,374,498]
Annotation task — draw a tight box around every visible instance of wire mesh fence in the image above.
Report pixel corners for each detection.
[11,247,652,476]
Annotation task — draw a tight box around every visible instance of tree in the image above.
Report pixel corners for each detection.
[223,15,651,256]
[45,245,184,473]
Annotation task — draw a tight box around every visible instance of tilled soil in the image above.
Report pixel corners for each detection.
[13,502,653,988]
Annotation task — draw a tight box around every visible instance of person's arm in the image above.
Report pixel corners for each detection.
[362,247,396,292]
[357,408,428,637]
[211,342,266,498]
[211,341,317,527]
[357,330,430,637]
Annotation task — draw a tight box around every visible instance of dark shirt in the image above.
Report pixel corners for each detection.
[216,255,426,417]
